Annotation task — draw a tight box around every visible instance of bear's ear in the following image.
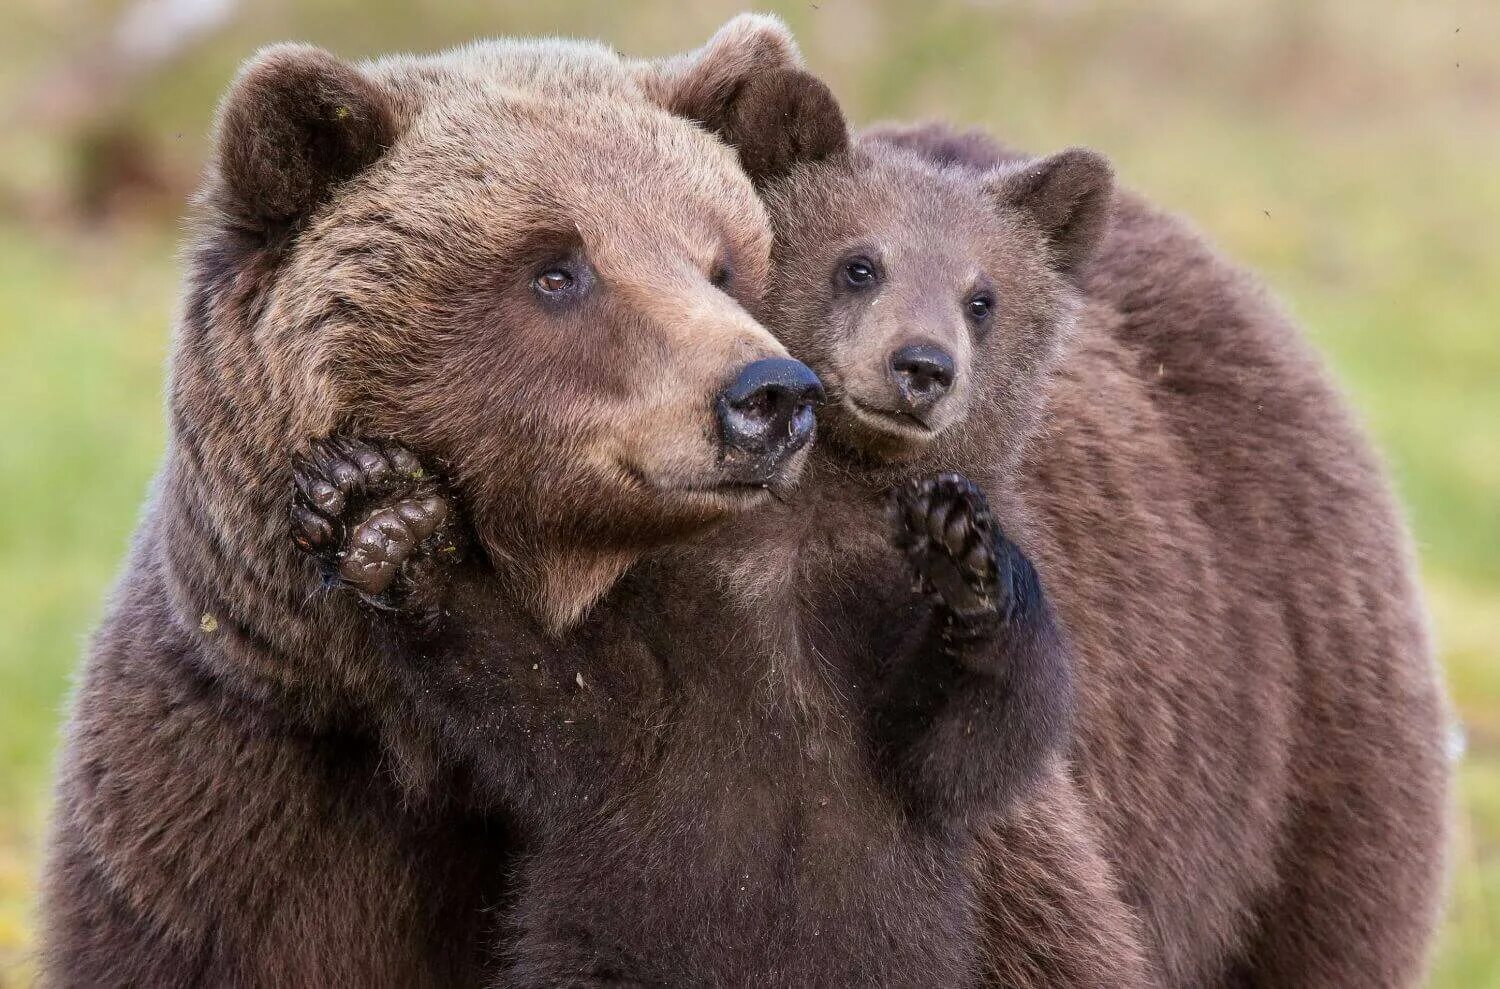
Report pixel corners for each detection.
[646,15,848,185]
[650,14,802,122]
[985,148,1114,276]
[713,68,849,187]
[210,44,397,234]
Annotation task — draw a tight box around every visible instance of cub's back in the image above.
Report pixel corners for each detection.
[868,120,1448,986]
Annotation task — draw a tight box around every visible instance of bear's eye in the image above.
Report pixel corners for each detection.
[841,257,879,288]
[534,269,574,295]
[966,293,994,322]
[710,264,732,291]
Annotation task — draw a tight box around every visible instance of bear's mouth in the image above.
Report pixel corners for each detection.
[844,396,935,438]
[617,461,776,506]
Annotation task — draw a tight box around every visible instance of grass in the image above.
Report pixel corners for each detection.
[0,1,1496,984]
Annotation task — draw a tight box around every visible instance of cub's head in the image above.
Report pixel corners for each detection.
[192,26,824,626]
[676,66,1113,467]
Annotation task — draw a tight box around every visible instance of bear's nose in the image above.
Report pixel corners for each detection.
[716,358,825,471]
[890,344,956,413]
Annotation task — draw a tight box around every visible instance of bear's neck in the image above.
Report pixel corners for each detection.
[150,296,401,725]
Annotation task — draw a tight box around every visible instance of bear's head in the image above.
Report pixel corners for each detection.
[185,22,825,629]
[671,66,1114,469]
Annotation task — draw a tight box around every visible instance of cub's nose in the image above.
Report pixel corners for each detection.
[890,344,956,414]
[716,358,825,469]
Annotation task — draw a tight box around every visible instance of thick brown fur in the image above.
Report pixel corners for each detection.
[306,58,1109,985]
[788,119,1452,987]
[40,22,821,986]
[40,14,1448,987]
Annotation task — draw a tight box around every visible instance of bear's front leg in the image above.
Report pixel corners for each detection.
[290,436,464,618]
[876,473,1074,826]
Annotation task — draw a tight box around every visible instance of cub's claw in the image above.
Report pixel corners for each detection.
[890,473,1000,635]
[290,437,458,606]
[890,473,1046,654]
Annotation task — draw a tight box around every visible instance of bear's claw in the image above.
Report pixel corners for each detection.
[290,437,457,605]
[890,472,1032,651]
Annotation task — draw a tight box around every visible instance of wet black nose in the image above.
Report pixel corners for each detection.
[890,344,956,413]
[716,358,825,468]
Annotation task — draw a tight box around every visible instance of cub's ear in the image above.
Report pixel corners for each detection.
[985,148,1114,276]
[645,15,847,185]
[713,68,849,187]
[210,44,396,234]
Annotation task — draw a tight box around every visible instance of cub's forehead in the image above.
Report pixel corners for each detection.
[772,153,1005,262]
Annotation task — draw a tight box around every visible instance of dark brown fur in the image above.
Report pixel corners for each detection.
[40,13,1447,986]
[785,118,1453,987]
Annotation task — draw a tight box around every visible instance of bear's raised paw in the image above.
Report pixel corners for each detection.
[889,472,1040,653]
[290,437,460,609]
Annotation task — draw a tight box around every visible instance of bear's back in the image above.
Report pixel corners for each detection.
[1073,189,1447,984]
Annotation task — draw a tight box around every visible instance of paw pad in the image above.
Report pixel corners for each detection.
[290,437,458,602]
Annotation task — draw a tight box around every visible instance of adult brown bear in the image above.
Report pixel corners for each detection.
[41,17,1084,987]
[38,23,825,986]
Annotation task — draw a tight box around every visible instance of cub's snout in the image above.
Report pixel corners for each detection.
[715,357,824,483]
[889,343,956,416]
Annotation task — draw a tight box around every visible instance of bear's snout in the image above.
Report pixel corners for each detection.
[889,344,956,416]
[715,358,824,479]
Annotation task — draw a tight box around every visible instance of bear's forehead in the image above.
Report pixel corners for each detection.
[362,39,735,170]
[349,43,752,212]
[774,158,1011,266]
[358,112,757,253]
[364,37,640,109]
[269,38,774,284]
[315,57,764,255]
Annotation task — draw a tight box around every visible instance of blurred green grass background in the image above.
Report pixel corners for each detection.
[1,1,1496,984]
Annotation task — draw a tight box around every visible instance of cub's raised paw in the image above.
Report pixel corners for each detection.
[890,472,1007,649]
[290,437,460,608]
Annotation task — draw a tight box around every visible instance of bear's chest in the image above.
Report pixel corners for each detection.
[494,552,979,986]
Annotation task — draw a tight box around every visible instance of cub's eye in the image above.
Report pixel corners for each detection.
[842,257,879,288]
[966,294,994,322]
[710,264,732,290]
[534,269,574,295]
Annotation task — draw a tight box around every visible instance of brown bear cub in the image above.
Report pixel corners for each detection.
[689,43,1447,984]
[696,67,1159,988]
[283,25,1099,988]
[759,112,1449,987]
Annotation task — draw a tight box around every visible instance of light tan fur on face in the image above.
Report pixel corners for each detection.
[229,42,802,628]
